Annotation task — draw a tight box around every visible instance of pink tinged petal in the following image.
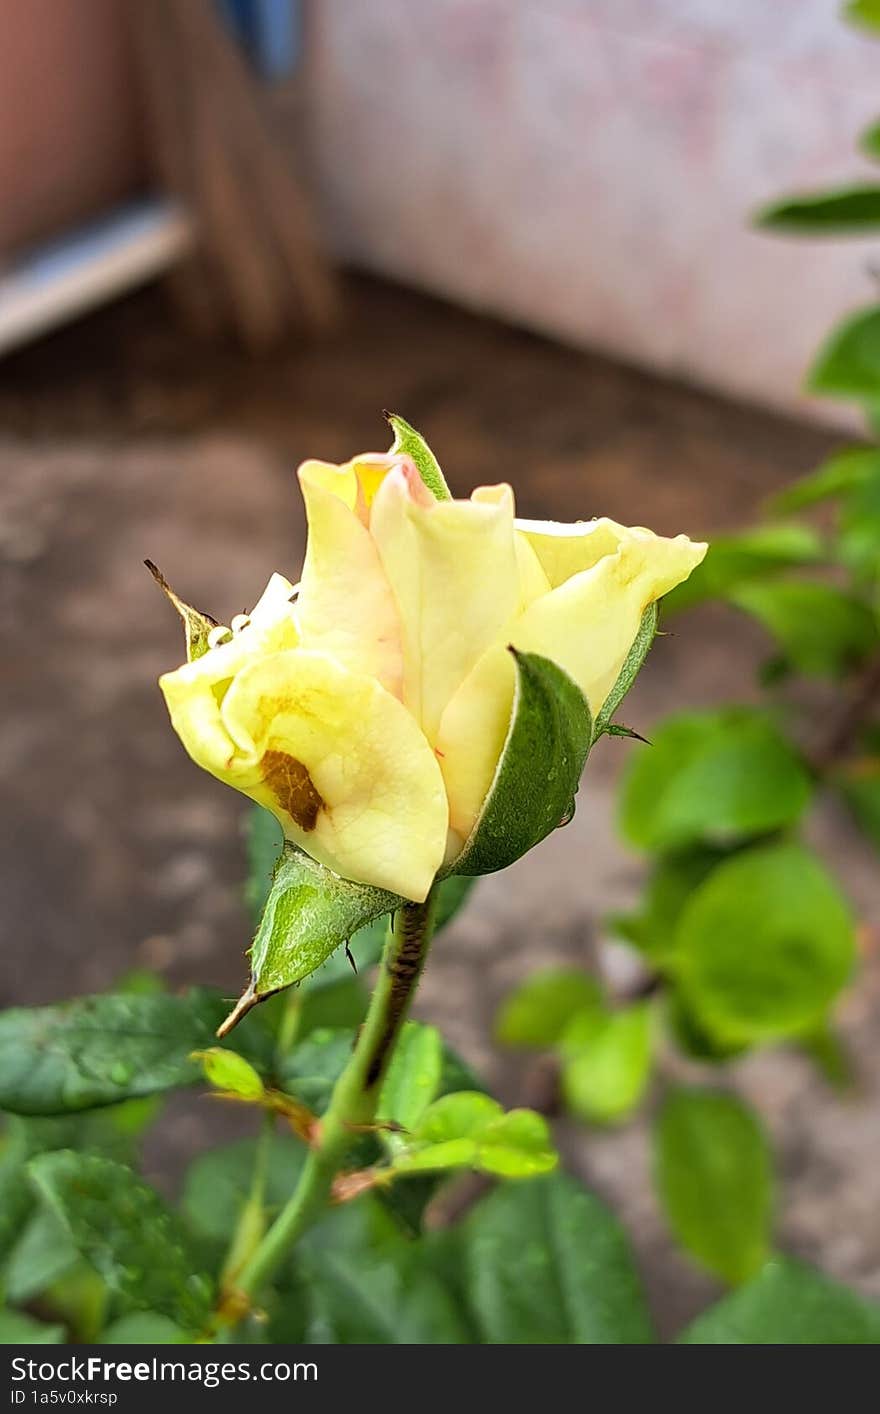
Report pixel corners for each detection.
[370,472,522,742]
[295,453,408,525]
[296,462,403,696]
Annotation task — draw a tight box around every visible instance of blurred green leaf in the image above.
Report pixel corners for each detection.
[677,843,855,1044]
[756,185,880,234]
[836,470,880,579]
[4,1207,80,1304]
[860,118,880,160]
[769,446,880,514]
[191,1048,265,1101]
[846,0,880,34]
[461,1172,654,1343]
[0,989,271,1116]
[390,1092,556,1179]
[654,1088,773,1285]
[729,580,877,677]
[560,1003,653,1125]
[0,1309,64,1344]
[808,305,880,400]
[277,1028,354,1115]
[663,523,823,614]
[679,1257,880,1343]
[618,709,812,851]
[801,1020,853,1090]
[181,1134,306,1249]
[837,757,880,848]
[279,1196,470,1343]
[244,806,283,923]
[378,1021,444,1139]
[494,968,604,1049]
[29,1151,212,1329]
[295,977,369,1036]
[665,991,749,1062]
[101,1313,190,1344]
[609,847,727,964]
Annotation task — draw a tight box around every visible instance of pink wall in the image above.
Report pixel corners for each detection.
[0,1,141,258]
[306,1,880,424]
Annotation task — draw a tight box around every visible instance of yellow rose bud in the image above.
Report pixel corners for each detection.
[159,445,706,903]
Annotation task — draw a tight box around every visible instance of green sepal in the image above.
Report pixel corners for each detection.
[221,844,401,1035]
[592,603,658,740]
[386,412,452,500]
[449,649,592,878]
[145,560,217,661]
[605,723,650,744]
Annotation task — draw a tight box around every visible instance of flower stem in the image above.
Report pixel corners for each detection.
[218,888,438,1321]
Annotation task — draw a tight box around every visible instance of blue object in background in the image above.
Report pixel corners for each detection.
[219,0,301,79]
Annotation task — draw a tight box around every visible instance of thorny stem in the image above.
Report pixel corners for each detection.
[214,888,438,1329]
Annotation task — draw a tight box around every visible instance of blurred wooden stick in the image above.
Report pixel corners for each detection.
[127,0,340,350]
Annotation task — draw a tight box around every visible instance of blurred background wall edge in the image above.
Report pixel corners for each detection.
[1,0,876,431]
[302,0,878,432]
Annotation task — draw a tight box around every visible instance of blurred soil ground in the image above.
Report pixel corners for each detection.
[1,275,877,1338]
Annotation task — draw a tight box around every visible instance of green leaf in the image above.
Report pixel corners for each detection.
[593,604,657,736]
[677,842,855,1044]
[243,810,474,1008]
[679,1256,880,1343]
[836,468,880,579]
[228,844,401,1029]
[0,1309,64,1343]
[277,1028,355,1115]
[608,847,727,965]
[29,1151,212,1329]
[386,412,451,500]
[663,524,823,615]
[0,989,270,1116]
[665,990,748,1062]
[284,1197,470,1343]
[378,1021,444,1137]
[561,1003,653,1125]
[244,805,283,923]
[461,1172,654,1343]
[808,305,880,401]
[846,0,880,34]
[144,560,217,662]
[729,581,877,677]
[181,1135,306,1248]
[756,185,880,235]
[390,1092,556,1179]
[654,1088,773,1284]
[494,968,604,1049]
[860,119,880,161]
[452,650,592,877]
[4,1207,80,1304]
[769,446,880,514]
[618,708,812,851]
[191,1047,265,1100]
[434,873,477,930]
[101,1313,190,1343]
[837,758,880,848]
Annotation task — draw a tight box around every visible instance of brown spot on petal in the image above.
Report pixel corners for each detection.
[262,749,324,831]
